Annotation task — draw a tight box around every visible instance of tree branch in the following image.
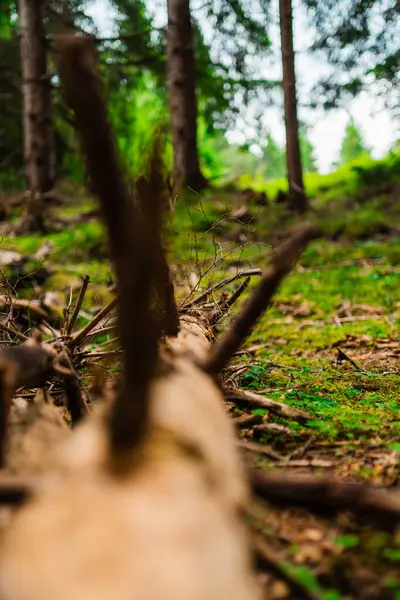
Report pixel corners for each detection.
[250,471,400,526]
[203,224,319,375]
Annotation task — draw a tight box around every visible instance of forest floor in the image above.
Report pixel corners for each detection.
[0,153,400,599]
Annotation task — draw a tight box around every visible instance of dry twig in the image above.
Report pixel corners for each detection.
[224,387,312,421]
[250,471,400,526]
[65,275,90,334]
[68,297,118,349]
[211,277,251,326]
[182,268,262,310]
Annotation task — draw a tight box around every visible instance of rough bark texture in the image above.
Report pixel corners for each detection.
[279,0,307,213]
[166,0,208,192]
[19,0,54,198]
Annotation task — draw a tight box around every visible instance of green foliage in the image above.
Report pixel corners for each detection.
[338,119,370,166]
[299,125,318,173]
[335,535,360,549]
[260,133,286,180]
[304,0,399,110]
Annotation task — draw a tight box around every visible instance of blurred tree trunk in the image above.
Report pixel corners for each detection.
[166,0,208,193]
[279,0,307,213]
[19,0,55,229]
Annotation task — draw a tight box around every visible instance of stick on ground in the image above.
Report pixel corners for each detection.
[250,471,400,526]
[68,297,118,349]
[224,387,312,421]
[65,275,90,335]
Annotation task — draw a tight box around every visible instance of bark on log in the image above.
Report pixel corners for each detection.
[0,335,261,600]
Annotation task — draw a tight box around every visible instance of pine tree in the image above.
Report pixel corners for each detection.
[261,133,286,180]
[339,119,370,165]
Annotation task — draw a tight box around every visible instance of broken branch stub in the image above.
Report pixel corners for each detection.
[134,140,180,338]
[203,224,319,376]
[54,34,162,460]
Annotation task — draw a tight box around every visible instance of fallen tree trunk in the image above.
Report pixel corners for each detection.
[0,35,262,600]
[0,34,319,600]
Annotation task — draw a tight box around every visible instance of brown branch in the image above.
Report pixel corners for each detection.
[233,413,263,429]
[212,277,250,326]
[135,138,180,337]
[0,472,33,506]
[68,297,117,349]
[84,324,117,342]
[57,351,89,424]
[0,321,28,342]
[203,225,319,375]
[54,35,162,463]
[225,387,312,422]
[182,268,262,310]
[250,471,400,526]
[336,347,366,372]
[65,275,90,335]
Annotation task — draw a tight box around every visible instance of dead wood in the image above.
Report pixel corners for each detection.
[0,34,263,600]
[0,341,62,465]
[54,34,162,459]
[135,141,180,338]
[238,440,282,461]
[224,387,312,421]
[182,268,262,310]
[68,297,117,349]
[233,413,263,429]
[203,224,319,375]
[0,321,27,343]
[6,391,69,476]
[250,471,400,526]
[0,296,49,322]
[59,353,88,424]
[65,275,90,335]
[211,277,251,326]
[0,472,32,506]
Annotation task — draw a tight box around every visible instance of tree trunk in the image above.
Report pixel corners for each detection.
[279,0,307,213]
[19,0,54,204]
[166,0,208,193]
